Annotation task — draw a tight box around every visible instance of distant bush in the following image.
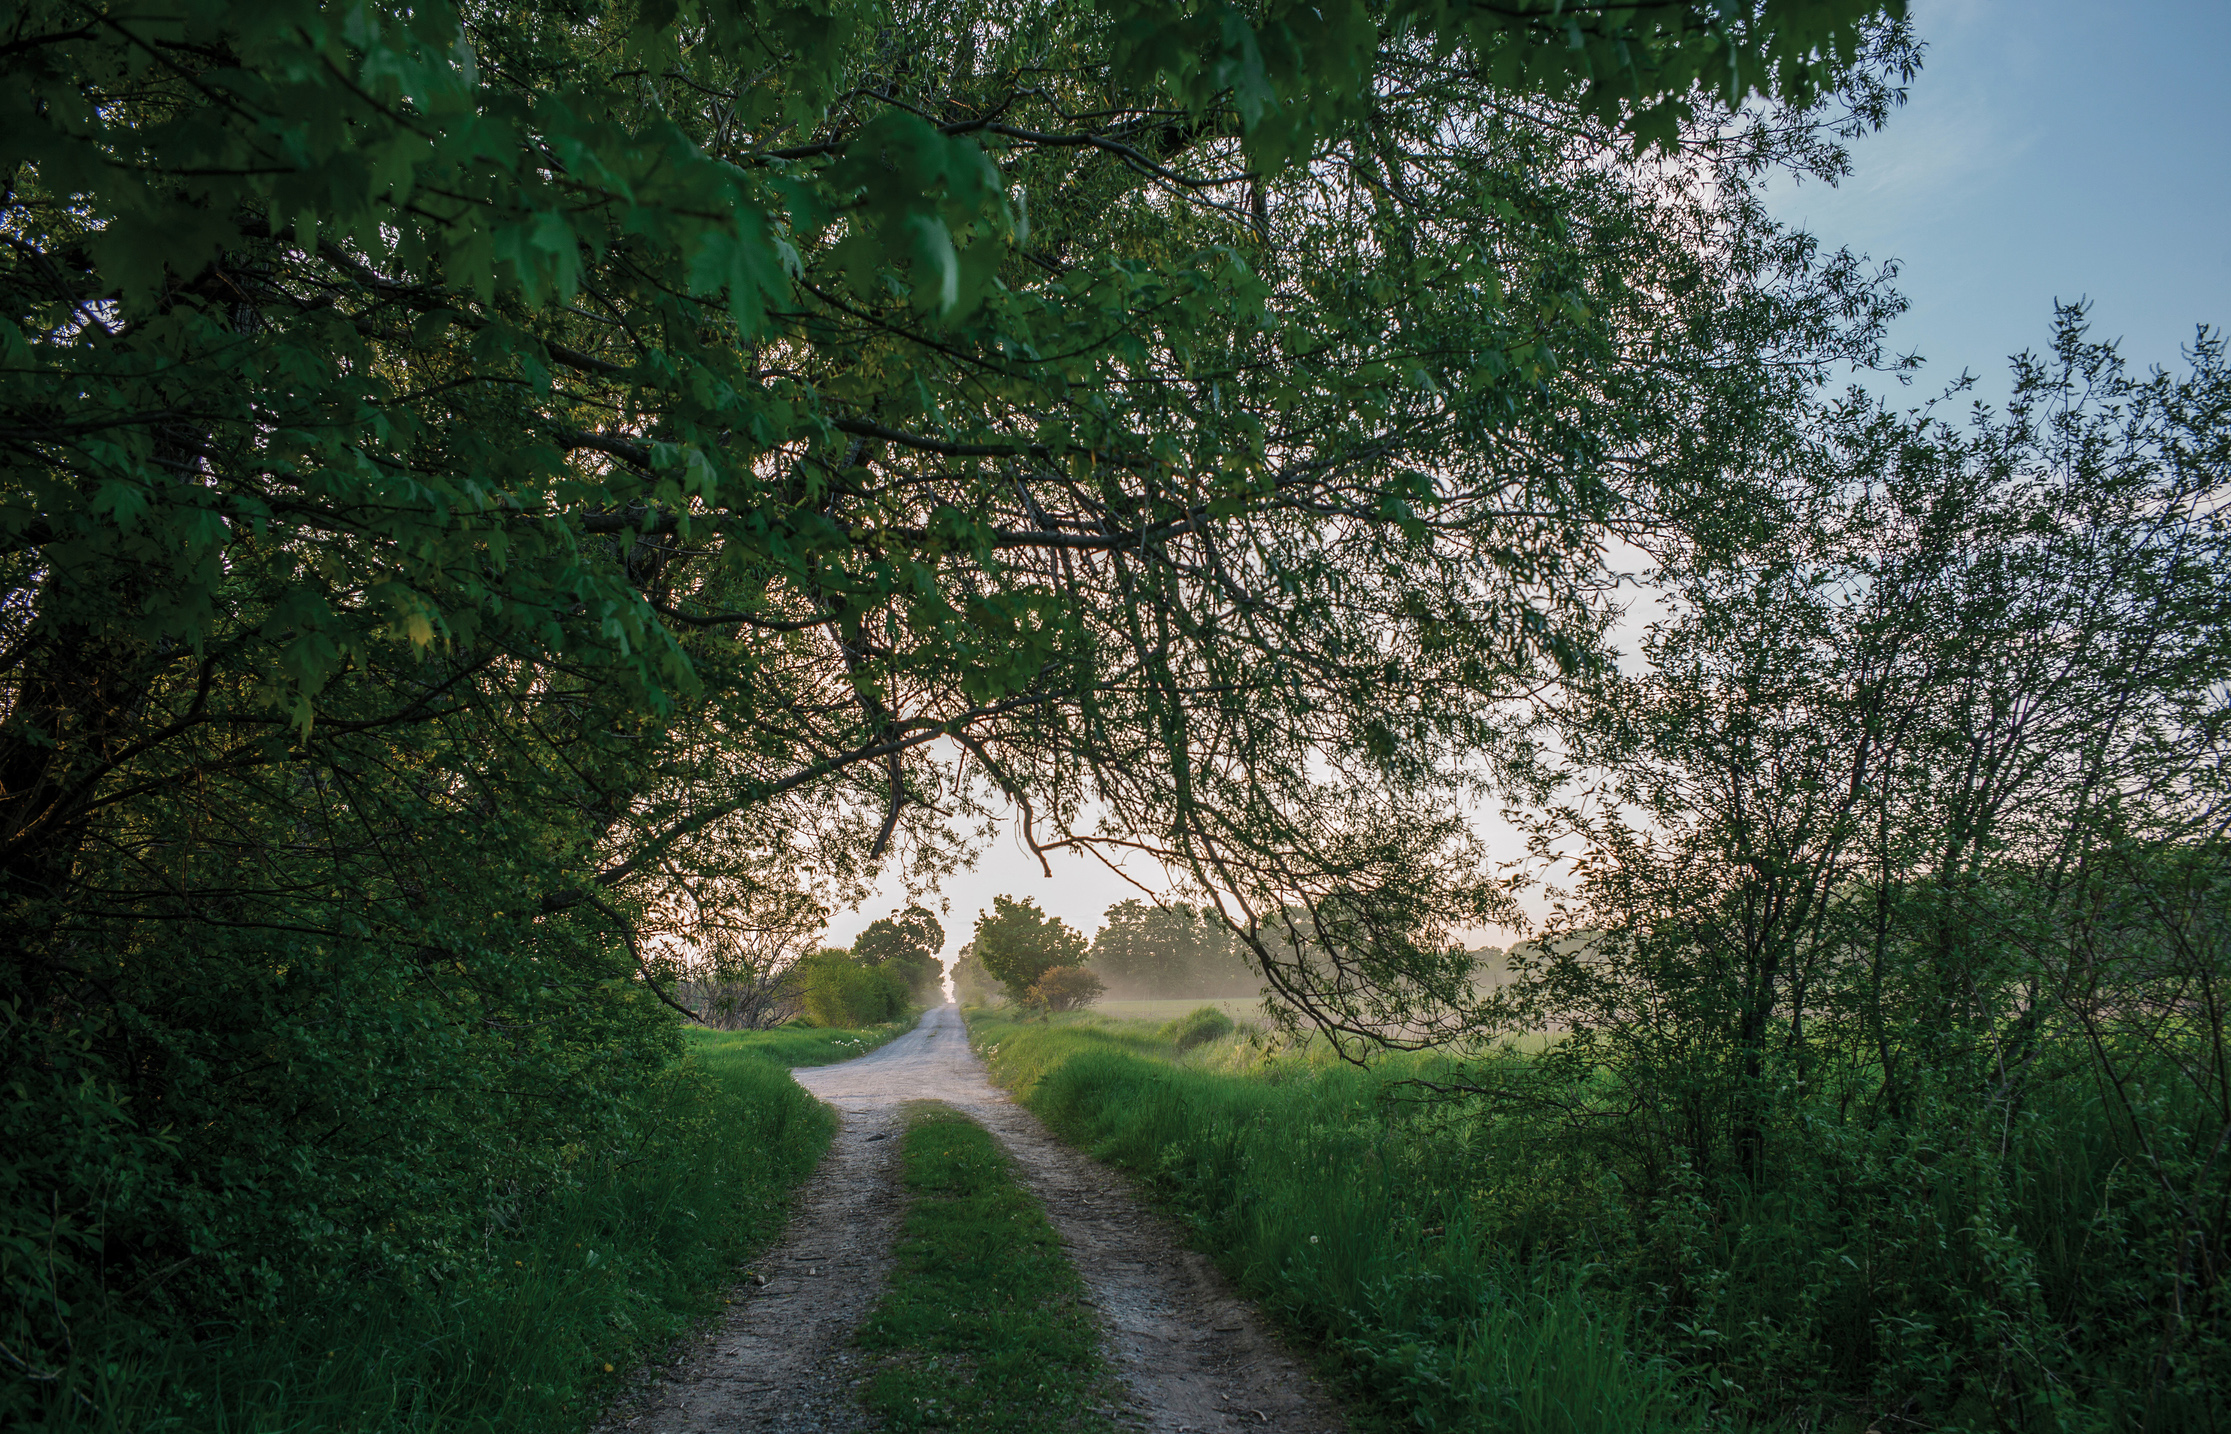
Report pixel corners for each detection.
[1159,1005,1235,1051]
[794,948,912,1028]
[1027,965,1105,1012]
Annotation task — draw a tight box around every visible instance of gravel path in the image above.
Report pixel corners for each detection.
[601,1004,1344,1433]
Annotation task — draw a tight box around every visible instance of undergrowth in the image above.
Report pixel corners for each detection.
[856,1102,1119,1433]
[964,1010,1708,1434]
[965,1008,2230,1432]
[46,1021,905,1433]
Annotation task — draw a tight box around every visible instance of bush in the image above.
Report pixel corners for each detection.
[1159,1005,1235,1051]
[795,949,912,1028]
[1026,965,1105,1012]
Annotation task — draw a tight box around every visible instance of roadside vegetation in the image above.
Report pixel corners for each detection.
[42,1023,906,1433]
[13,2,2223,1431]
[967,1010,1710,1434]
[972,987,2228,1433]
[856,1104,1119,1433]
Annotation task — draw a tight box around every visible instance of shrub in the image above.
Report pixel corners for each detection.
[1159,1005,1236,1051]
[795,949,911,1028]
[1027,965,1106,1012]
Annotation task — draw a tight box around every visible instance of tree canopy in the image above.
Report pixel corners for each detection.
[850,902,946,996]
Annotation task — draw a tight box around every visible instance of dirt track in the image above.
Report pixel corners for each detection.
[600,1004,1344,1433]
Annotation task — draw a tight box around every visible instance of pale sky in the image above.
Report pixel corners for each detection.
[1762,0,2229,406]
[825,0,2231,962]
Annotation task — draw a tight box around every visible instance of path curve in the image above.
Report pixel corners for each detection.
[601,1004,1344,1433]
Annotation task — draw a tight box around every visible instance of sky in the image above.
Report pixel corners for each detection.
[824,0,2231,963]
[1761,0,2230,405]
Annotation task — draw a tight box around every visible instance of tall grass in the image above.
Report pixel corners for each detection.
[54,1021,889,1433]
[964,1010,1710,1434]
[970,1008,2231,1433]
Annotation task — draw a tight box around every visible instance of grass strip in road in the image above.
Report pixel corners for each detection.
[856,1103,1119,1432]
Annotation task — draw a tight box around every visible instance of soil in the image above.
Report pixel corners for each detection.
[598,1004,1346,1433]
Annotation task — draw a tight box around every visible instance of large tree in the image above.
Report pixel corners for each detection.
[851,902,946,997]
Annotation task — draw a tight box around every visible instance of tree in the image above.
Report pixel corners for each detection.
[949,942,999,1007]
[851,905,947,1001]
[1090,899,1257,999]
[973,896,1089,1004]
[1478,314,2231,1418]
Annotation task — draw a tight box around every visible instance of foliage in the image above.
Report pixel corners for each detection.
[856,1102,1119,1432]
[965,1010,1711,1434]
[792,947,916,1029]
[0,0,1913,1408]
[973,895,1090,1004]
[951,942,1000,1007]
[37,1033,832,1433]
[851,905,948,1001]
[1470,316,2231,1428]
[1089,900,1258,999]
[1025,964,1105,1012]
[1159,1005,1237,1052]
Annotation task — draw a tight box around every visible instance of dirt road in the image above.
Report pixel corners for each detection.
[601,1004,1344,1433]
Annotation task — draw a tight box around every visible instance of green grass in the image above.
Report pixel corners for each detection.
[683,1013,917,1068]
[962,1009,1710,1434]
[66,1036,841,1433]
[1092,997,1259,1023]
[855,1103,1120,1433]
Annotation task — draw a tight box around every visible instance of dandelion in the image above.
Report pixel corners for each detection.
[603,1363,614,1373]
[1309,1235,1320,1244]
